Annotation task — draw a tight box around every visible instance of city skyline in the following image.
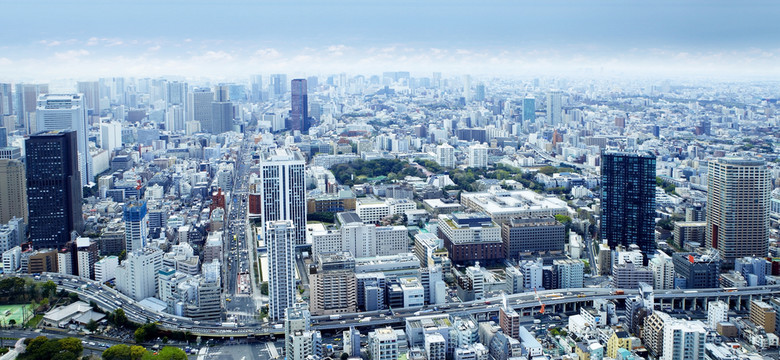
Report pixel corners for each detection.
[2,1,780,81]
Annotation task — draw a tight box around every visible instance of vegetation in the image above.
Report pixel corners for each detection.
[20,336,82,360]
[331,159,423,185]
[106,308,129,327]
[134,323,159,344]
[0,278,57,304]
[308,212,335,223]
[260,282,269,295]
[656,176,676,195]
[103,345,187,360]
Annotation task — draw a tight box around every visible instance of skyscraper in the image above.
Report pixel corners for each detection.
[210,101,233,134]
[290,79,309,133]
[250,75,263,102]
[0,159,28,224]
[0,83,12,116]
[76,81,101,115]
[546,90,562,126]
[600,150,656,264]
[270,74,288,99]
[468,143,489,168]
[706,158,770,263]
[26,130,83,249]
[187,88,214,133]
[435,143,455,168]
[260,148,307,246]
[35,94,91,186]
[522,96,535,122]
[123,200,149,253]
[266,220,296,321]
[16,84,48,134]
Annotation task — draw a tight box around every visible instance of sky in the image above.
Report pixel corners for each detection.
[2,0,780,81]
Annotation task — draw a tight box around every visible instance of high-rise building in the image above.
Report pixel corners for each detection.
[0,159,27,224]
[707,300,728,330]
[266,220,296,321]
[76,237,98,280]
[706,158,770,263]
[285,304,312,358]
[750,300,776,334]
[250,75,263,102]
[123,200,149,253]
[435,143,455,168]
[16,83,48,133]
[309,252,357,315]
[369,327,399,360]
[210,101,233,134]
[76,81,101,115]
[468,143,489,168]
[600,150,656,264]
[546,90,562,126]
[187,88,214,133]
[100,121,122,151]
[0,83,12,116]
[260,148,306,246]
[290,79,309,133]
[522,96,535,122]
[26,130,83,249]
[35,94,91,186]
[270,74,288,99]
[166,81,188,106]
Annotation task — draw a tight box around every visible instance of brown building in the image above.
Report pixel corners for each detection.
[309,252,357,315]
[750,300,776,334]
[641,311,671,358]
[306,191,356,214]
[0,159,27,224]
[28,249,58,273]
[499,307,521,339]
[248,193,262,218]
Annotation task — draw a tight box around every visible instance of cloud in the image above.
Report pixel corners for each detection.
[54,49,90,61]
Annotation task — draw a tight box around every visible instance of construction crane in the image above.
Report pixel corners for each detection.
[534,288,545,314]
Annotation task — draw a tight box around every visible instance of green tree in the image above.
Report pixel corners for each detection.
[68,292,79,303]
[151,347,187,360]
[118,250,127,262]
[134,327,147,344]
[8,319,16,326]
[102,344,131,360]
[58,338,83,355]
[260,282,269,295]
[41,281,57,298]
[340,353,349,360]
[86,319,99,333]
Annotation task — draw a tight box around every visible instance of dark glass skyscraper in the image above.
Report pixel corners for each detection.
[289,78,308,133]
[26,130,84,249]
[600,150,656,264]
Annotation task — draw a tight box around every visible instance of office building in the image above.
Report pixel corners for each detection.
[0,159,27,224]
[26,130,83,249]
[435,143,455,168]
[0,83,12,116]
[76,81,100,115]
[94,256,118,283]
[285,304,312,359]
[499,306,522,339]
[501,216,565,259]
[522,96,535,122]
[460,188,568,223]
[123,200,149,253]
[266,220,296,321]
[270,74,288,99]
[76,237,98,280]
[437,213,503,265]
[210,101,232,134]
[648,251,675,290]
[546,90,562,125]
[642,311,672,358]
[35,94,91,186]
[100,121,122,151]
[662,320,706,360]
[16,83,48,133]
[553,259,584,289]
[672,252,720,289]
[611,261,654,289]
[600,151,656,264]
[288,330,322,360]
[115,247,163,301]
[187,88,214,133]
[260,148,307,245]
[290,79,309,133]
[707,158,770,263]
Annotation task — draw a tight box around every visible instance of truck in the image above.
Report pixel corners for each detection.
[329,314,341,320]
[359,317,371,323]
[613,290,624,295]
[221,322,237,328]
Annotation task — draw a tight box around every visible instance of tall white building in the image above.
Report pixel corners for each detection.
[546,90,562,126]
[266,220,297,321]
[100,121,122,151]
[36,94,91,185]
[260,148,307,246]
[115,247,164,301]
[435,143,455,168]
[187,89,214,131]
[707,301,729,330]
[94,255,118,283]
[649,251,675,289]
[468,143,488,168]
[662,320,706,360]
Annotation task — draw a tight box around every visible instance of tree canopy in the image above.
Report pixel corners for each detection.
[20,336,82,360]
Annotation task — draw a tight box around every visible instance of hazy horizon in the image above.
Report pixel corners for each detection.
[3,0,780,81]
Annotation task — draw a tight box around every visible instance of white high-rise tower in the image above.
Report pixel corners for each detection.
[36,94,91,186]
[266,220,296,321]
[260,148,307,245]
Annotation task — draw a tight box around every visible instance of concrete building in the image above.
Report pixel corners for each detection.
[123,200,149,253]
[115,247,163,301]
[285,304,312,359]
[2,246,21,273]
[611,261,654,290]
[673,221,706,249]
[260,148,307,246]
[266,220,296,321]
[672,252,720,289]
[399,277,425,308]
[0,159,27,224]
[424,333,447,360]
[369,327,399,360]
[309,252,357,315]
[553,259,584,289]
[750,300,776,334]
[662,320,706,360]
[467,143,489,168]
[35,94,91,186]
[499,306,521,339]
[707,158,770,263]
[642,311,672,358]
[460,187,568,223]
[500,216,565,259]
[435,143,455,168]
[648,251,675,290]
[437,213,502,265]
[76,237,98,280]
[94,256,118,283]
[707,300,728,330]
